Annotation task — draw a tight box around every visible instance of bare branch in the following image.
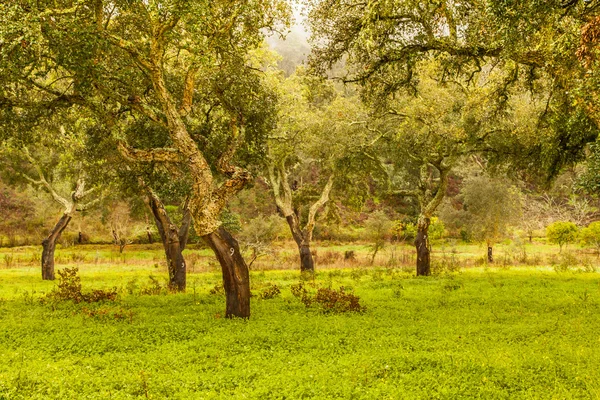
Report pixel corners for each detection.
[22,147,71,210]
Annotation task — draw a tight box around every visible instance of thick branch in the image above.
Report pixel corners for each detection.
[305,174,335,241]
[393,189,420,197]
[211,169,253,213]
[179,64,198,116]
[423,167,450,217]
[118,141,181,163]
[76,198,101,211]
[216,123,243,176]
[267,162,294,216]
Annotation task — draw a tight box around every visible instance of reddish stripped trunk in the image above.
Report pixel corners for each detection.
[148,194,191,292]
[415,217,431,276]
[203,227,251,318]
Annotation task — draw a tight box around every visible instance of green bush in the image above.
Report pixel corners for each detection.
[546,221,578,252]
[579,221,600,254]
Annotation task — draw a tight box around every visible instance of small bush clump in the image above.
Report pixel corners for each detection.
[139,276,166,295]
[259,284,281,300]
[291,282,366,313]
[49,267,117,303]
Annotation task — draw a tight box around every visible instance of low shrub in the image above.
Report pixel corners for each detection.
[290,282,366,313]
[48,267,117,303]
[259,284,281,300]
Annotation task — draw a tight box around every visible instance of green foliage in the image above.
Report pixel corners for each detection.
[219,209,242,234]
[428,217,446,241]
[546,221,578,252]
[365,210,393,263]
[452,175,521,246]
[579,221,600,253]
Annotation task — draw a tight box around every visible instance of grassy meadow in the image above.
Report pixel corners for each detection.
[1,241,600,399]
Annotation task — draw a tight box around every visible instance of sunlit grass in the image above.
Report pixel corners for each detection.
[1,255,599,398]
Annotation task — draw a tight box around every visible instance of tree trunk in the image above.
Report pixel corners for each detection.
[415,216,431,276]
[41,213,72,280]
[487,246,494,263]
[203,226,250,319]
[285,215,315,273]
[146,229,153,244]
[147,194,189,292]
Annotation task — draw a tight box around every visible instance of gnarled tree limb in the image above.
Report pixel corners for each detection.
[118,141,181,163]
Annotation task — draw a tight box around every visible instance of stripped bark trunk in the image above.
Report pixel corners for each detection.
[286,215,315,273]
[203,227,251,318]
[147,192,190,292]
[41,213,72,280]
[415,216,431,276]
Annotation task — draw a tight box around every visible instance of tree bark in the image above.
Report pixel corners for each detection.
[487,246,494,263]
[203,226,251,319]
[415,216,431,276]
[41,213,72,280]
[285,215,315,273]
[147,193,189,292]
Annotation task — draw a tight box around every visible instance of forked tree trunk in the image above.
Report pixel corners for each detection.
[147,193,191,292]
[41,213,72,280]
[203,226,251,318]
[415,216,431,276]
[286,215,315,273]
[487,246,494,263]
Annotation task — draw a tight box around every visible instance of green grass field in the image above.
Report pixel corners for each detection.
[1,242,600,399]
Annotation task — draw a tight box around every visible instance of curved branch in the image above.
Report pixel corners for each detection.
[118,141,181,163]
[22,147,71,210]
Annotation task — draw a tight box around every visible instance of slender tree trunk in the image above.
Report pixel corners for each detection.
[285,215,315,273]
[415,216,431,276]
[41,213,72,280]
[203,226,251,318]
[487,246,494,263]
[146,229,154,244]
[145,213,154,244]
